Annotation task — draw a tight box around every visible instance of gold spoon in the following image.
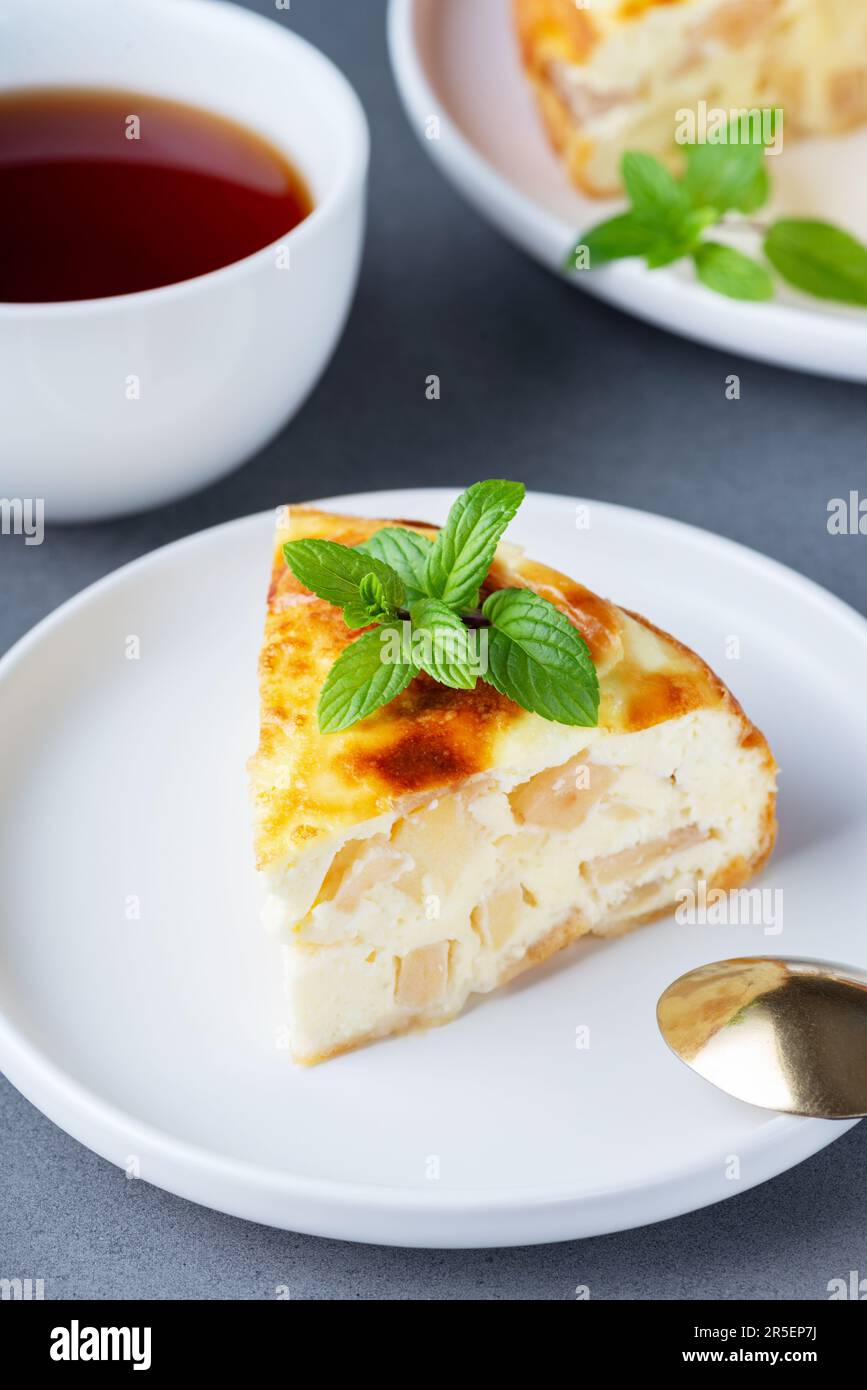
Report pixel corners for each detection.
[657,956,867,1119]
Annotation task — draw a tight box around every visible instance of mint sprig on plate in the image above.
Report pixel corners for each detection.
[567,119,867,306]
[282,480,600,734]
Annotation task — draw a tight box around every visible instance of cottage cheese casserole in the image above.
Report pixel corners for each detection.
[249,506,777,1064]
[514,0,867,195]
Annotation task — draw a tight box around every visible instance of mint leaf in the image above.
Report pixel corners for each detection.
[734,164,770,215]
[342,572,399,630]
[409,598,477,691]
[566,212,658,269]
[425,480,525,612]
[684,138,768,216]
[621,152,688,233]
[318,624,416,734]
[693,242,774,301]
[573,207,717,272]
[355,527,433,603]
[643,239,686,270]
[481,588,599,727]
[359,572,387,609]
[764,219,867,306]
[283,539,405,614]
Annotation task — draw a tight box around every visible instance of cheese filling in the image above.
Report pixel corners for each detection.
[265,706,772,1063]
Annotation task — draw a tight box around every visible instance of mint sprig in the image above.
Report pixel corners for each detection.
[280,481,600,733]
[567,121,867,308]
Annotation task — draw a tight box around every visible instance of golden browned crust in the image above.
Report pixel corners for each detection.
[497,907,590,987]
[514,0,598,69]
[513,0,612,196]
[294,1008,459,1068]
[249,506,775,874]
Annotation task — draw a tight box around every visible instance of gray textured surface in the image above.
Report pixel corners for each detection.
[1,0,865,1300]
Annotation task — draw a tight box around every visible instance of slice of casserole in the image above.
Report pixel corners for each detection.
[514,0,867,195]
[249,507,777,1064]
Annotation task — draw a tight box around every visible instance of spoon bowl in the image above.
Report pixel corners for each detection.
[657,956,867,1119]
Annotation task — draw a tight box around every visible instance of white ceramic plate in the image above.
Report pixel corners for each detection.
[1,488,865,1248]
[388,0,867,382]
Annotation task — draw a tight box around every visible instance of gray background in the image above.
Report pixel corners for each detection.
[1,0,865,1300]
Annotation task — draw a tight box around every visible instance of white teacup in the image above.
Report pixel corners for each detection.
[0,0,369,522]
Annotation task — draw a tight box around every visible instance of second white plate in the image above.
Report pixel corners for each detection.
[0,489,865,1247]
[389,0,867,381]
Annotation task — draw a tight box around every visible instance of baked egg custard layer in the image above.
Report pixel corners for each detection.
[514,0,867,195]
[250,507,777,1064]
